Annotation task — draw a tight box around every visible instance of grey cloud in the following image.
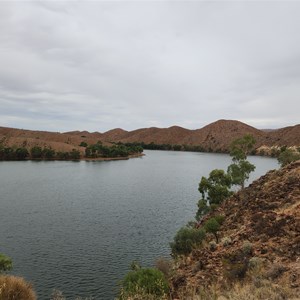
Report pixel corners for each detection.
[0,1,299,132]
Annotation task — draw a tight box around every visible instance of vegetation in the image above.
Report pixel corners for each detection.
[0,142,143,161]
[0,275,36,300]
[0,253,12,273]
[277,148,300,167]
[118,264,169,299]
[196,169,232,220]
[227,134,256,189]
[170,226,206,256]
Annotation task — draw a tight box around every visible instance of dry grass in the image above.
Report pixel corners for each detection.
[0,275,36,300]
[173,279,300,300]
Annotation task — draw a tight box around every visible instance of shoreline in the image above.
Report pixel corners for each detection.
[0,153,145,162]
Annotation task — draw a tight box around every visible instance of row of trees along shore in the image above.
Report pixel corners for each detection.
[0,142,143,161]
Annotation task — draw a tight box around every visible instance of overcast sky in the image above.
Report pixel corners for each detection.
[0,1,299,132]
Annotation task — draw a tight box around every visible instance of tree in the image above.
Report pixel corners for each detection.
[204,217,221,243]
[227,135,256,189]
[196,169,232,220]
[30,146,43,159]
[15,147,29,160]
[42,147,55,159]
[70,149,81,160]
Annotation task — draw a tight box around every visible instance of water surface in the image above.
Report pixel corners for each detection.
[0,150,278,299]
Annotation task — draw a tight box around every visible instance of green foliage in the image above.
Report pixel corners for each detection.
[0,147,16,160]
[204,218,221,243]
[195,199,211,220]
[227,135,256,189]
[0,146,30,160]
[229,134,256,161]
[79,141,88,147]
[15,147,29,160]
[30,146,43,159]
[85,143,142,158]
[170,226,206,256]
[42,147,55,159]
[277,148,300,167]
[227,160,255,189]
[69,149,81,160]
[196,169,232,220]
[0,253,13,273]
[119,267,169,299]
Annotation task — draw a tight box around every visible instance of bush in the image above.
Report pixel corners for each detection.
[0,253,12,273]
[242,241,253,255]
[119,268,169,299]
[209,241,217,251]
[0,275,36,300]
[221,236,232,247]
[170,227,206,256]
[277,149,300,167]
[248,257,264,270]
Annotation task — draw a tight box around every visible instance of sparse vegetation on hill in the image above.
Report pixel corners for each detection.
[1,120,299,157]
[169,160,300,299]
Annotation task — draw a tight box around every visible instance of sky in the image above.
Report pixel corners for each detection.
[0,1,300,132]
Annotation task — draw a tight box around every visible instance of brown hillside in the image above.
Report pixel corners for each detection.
[182,119,267,151]
[0,127,104,154]
[1,120,299,154]
[101,128,129,141]
[266,124,300,147]
[116,126,192,145]
[171,160,300,297]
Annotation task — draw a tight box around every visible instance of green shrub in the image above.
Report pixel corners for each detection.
[204,218,221,243]
[0,253,12,273]
[119,268,169,299]
[278,148,300,167]
[79,142,88,147]
[170,227,206,256]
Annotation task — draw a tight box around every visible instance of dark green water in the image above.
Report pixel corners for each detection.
[0,150,278,299]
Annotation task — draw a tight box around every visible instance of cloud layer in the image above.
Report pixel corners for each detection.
[1,1,299,132]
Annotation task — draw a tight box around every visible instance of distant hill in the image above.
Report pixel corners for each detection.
[0,120,299,154]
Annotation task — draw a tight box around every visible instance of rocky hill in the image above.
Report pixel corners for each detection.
[171,160,300,298]
[0,120,299,154]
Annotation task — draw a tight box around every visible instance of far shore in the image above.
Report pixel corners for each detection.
[82,153,145,161]
[0,153,145,162]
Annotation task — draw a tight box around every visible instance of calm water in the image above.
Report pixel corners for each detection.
[0,150,278,299]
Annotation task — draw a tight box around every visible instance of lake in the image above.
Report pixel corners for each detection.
[0,150,278,299]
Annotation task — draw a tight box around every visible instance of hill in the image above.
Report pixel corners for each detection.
[105,120,300,153]
[0,120,299,154]
[171,160,300,298]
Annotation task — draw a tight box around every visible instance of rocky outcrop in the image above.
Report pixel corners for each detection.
[171,161,300,296]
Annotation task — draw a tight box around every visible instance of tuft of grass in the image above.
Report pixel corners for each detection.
[0,275,36,300]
